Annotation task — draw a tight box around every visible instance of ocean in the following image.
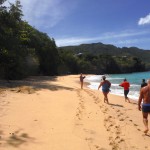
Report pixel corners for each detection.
[85,71,150,101]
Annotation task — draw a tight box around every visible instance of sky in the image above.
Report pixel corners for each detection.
[5,0,150,49]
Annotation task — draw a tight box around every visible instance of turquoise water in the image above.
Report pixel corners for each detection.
[108,71,150,85]
[86,71,150,101]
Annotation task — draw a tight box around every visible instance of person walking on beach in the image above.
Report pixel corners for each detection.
[80,73,86,89]
[138,79,150,134]
[98,75,111,104]
[141,79,147,88]
[119,79,130,103]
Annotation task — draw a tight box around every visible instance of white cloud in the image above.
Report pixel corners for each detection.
[56,30,150,46]
[138,13,150,25]
[117,38,150,44]
[116,39,141,45]
[7,0,77,28]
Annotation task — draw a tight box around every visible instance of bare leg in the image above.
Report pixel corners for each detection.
[124,90,130,103]
[104,97,106,103]
[126,97,130,103]
[124,95,127,102]
[103,92,109,104]
[142,112,149,134]
[81,82,83,89]
[124,97,127,102]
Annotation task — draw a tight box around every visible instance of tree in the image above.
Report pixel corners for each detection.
[0,0,29,79]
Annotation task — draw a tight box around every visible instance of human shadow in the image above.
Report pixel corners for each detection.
[108,103,124,108]
[144,133,150,137]
[130,101,138,105]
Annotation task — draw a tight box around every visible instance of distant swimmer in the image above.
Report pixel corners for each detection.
[119,78,130,103]
[138,79,150,134]
[141,79,147,88]
[98,75,111,104]
[80,73,86,89]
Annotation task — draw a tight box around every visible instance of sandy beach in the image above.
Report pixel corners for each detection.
[0,75,150,150]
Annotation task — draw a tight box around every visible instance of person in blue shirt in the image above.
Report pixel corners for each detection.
[98,75,111,104]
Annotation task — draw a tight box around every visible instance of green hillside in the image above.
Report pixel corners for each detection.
[60,42,150,69]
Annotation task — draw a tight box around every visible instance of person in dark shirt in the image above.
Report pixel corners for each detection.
[141,79,147,88]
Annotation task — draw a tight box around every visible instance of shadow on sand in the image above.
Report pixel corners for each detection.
[108,103,124,108]
[0,76,74,93]
[0,129,35,148]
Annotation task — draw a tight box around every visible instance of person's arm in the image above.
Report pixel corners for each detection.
[98,82,102,90]
[119,82,123,87]
[138,90,143,111]
[109,81,111,87]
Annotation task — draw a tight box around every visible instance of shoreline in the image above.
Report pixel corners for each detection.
[84,77,138,104]
[0,75,149,150]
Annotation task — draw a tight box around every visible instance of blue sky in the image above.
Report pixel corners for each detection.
[7,0,150,49]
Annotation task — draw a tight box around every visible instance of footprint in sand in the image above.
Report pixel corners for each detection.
[84,129,95,134]
[104,108,108,111]
[76,113,79,116]
[118,138,125,143]
[99,106,102,109]
[76,113,81,120]
[78,117,81,120]
[137,128,141,131]
[115,136,120,140]
[108,124,113,128]
[108,115,113,119]
[85,137,93,142]
[116,110,120,112]
[75,123,83,126]
[115,125,120,129]
[78,110,82,113]
[116,131,121,135]
[104,118,108,122]
[120,113,124,115]
[81,105,85,109]
[95,146,107,150]
[95,145,99,149]
[119,118,124,121]
[107,128,111,131]
[93,96,96,99]
[109,136,113,140]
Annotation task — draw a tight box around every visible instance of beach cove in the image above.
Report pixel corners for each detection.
[0,75,150,150]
